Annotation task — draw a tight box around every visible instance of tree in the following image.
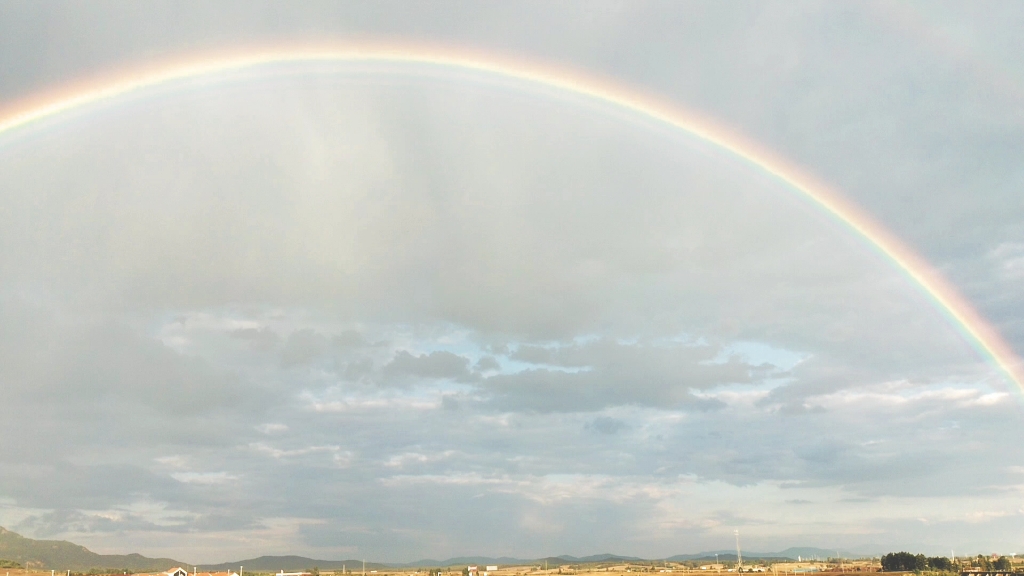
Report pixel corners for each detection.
[882,552,921,572]
[927,557,952,571]
[994,557,1011,571]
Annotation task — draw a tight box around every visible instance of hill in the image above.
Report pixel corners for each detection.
[556,555,644,563]
[665,548,856,562]
[775,548,856,561]
[388,555,641,568]
[395,558,528,568]
[0,527,188,571]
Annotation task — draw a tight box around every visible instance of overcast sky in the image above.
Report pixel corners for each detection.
[1,0,1024,564]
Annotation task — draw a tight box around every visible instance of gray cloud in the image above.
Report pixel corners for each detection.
[231,327,280,352]
[0,462,181,510]
[586,416,628,435]
[281,329,331,367]
[15,509,166,538]
[480,338,755,412]
[474,355,501,372]
[382,351,474,383]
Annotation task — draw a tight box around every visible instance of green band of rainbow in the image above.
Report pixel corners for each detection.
[1,42,1020,392]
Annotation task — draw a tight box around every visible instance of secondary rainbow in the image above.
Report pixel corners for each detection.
[1,42,1021,392]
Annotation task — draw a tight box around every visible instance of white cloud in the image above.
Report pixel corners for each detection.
[256,423,290,435]
[250,443,339,458]
[170,472,239,485]
[989,242,1024,279]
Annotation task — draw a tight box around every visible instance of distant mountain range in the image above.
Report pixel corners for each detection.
[200,557,389,572]
[665,548,858,562]
[391,549,858,568]
[200,548,863,570]
[0,526,871,571]
[383,555,644,568]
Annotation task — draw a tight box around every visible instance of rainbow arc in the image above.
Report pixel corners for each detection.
[0,43,1020,392]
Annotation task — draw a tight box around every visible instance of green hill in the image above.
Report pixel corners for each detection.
[0,527,188,571]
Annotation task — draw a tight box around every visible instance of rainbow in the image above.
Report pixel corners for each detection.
[0,42,1021,392]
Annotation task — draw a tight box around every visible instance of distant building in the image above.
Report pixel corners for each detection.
[133,568,242,576]
[133,567,191,576]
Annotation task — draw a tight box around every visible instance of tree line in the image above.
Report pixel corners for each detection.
[881,552,1013,572]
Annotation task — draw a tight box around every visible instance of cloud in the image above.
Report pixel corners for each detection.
[0,299,264,417]
[171,472,240,485]
[0,462,181,510]
[281,329,332,367]
[250,443,343,458]
[474,355,501,372]
[587,416,627,435]
[15,509,166,538]
[480,338,749,412]
[333,330,375,348]
[382,350,474,383]
[256,423,290,435]
[232,326,281,351]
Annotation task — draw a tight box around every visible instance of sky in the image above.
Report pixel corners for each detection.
[1,0,1024,564]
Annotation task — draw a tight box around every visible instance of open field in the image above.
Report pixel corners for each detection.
[15,559,987,576]
[0,561,888,573]
[308,561,885,576]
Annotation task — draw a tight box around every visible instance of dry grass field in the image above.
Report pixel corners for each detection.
[0,570,95,576]
[318,562,883,576]
[0,561,889,576]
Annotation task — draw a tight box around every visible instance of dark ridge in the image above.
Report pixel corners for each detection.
[0,527,187,571]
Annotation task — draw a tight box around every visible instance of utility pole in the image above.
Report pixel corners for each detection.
[363,560,366,576]
[734,531,742,572]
